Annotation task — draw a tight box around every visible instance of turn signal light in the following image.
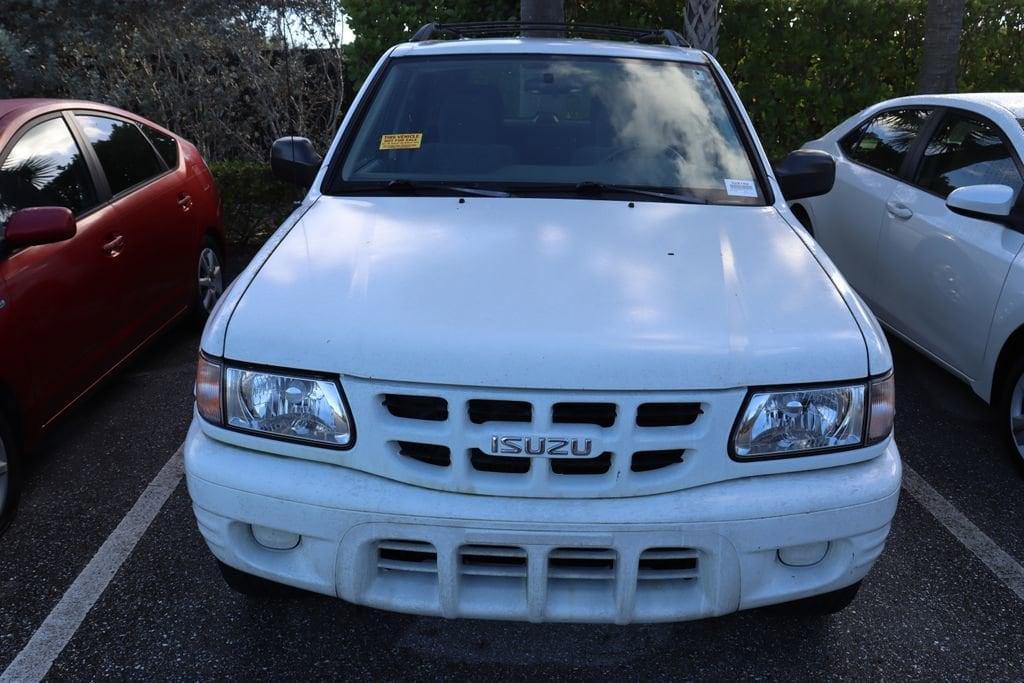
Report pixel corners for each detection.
[868,373,895,443]
[196,355,223,424]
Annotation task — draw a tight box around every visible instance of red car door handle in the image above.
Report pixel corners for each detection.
[177,193,193,211]
[102,234,125,254]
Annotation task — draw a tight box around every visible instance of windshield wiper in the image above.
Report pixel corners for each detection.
[335,179,510,198]
[518,181,707,204]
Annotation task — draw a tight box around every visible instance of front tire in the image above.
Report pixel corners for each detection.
[769,581,862,616]
[997,355,1024,474]
[0,413,21,535]
[192,236,224,324]
[217,560,297,598]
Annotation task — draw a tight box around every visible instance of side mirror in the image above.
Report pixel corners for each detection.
[774,150,836,201]
[270,137,322,189]
[4,207,76,248]
[946,184,1015,221]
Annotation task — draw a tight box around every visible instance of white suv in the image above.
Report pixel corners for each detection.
[185,23,900,623]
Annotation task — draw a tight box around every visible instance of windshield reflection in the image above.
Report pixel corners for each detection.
[337,55,762,205]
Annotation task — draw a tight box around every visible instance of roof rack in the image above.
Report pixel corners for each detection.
[409,22,690,48]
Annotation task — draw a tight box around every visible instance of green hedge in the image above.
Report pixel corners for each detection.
[343,0,1024,162]
[718,0,1024,160]
[209,161,298,245]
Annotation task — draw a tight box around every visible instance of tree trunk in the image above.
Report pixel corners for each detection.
[917,0,966,93]
[521,0,564,36]
[685,0,720,55]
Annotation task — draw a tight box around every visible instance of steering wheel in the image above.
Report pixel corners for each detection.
[604,145,686,163]
[532,112,560,126]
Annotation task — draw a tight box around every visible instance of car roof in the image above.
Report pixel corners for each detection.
[872,93,1024,119]
[0,98,177,140]
[0,98,66,119]
[390,36,708,64]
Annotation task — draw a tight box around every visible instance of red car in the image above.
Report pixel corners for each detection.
[0,99,225,529]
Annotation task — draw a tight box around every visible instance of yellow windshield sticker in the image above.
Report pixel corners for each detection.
[380,133,423,150]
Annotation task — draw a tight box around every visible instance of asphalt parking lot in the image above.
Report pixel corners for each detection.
[2,256,1024,681]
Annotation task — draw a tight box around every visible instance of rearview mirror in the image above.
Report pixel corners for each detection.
[774,150,836,201]
[4,207,76,248]
[946,184,1015,221]
[270,137,322,189]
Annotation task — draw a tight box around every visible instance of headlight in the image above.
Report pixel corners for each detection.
[195,355,353,448]
[732,374,894,459]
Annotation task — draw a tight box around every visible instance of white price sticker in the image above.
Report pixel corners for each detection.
[724,179,757,197]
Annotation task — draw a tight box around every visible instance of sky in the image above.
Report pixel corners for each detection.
[283,11,355,47]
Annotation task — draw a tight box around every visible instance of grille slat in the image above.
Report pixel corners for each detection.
[470,449,531,473]
[549,547,616,580]
[550,548,617,561]
[553,402,616,428]
[636,402,703,427]
[460,545,528,578]
[377,540,438,575]
[637,568,699,581]
[638,547,699,582]
[396,441,451,467]
[468,399,532,424]
[383,394,448,421]
[631,449,685,472]
[550,451,612,475]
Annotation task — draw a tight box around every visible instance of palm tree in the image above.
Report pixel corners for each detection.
[685,0,720,55]
[520,0,564,36]
[917,0,966,93]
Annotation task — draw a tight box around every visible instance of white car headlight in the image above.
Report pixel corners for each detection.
[195,356,353,448]
[732,375,894,459]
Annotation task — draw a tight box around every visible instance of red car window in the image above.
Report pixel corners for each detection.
[0,117,97,229]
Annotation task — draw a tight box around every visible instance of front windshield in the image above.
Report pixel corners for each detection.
[333,55,764,205]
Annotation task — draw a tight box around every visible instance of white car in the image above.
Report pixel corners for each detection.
[185,22,900,623]
[788,94,1024,469]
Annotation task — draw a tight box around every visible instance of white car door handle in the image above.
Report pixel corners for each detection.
[886,200,913,220]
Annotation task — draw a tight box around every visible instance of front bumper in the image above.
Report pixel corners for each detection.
[184,421,901,624]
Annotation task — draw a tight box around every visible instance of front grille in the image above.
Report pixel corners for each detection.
[347,378,728,498]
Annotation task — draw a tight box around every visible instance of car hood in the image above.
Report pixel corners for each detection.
[224,196,866,390]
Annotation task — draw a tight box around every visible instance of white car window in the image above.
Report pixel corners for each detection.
[915,113,1023,199]
[840,109,931,177]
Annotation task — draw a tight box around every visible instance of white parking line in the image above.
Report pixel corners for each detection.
[0,450,184,683]
[902,464,1024,601]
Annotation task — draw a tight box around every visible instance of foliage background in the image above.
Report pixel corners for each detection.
[2,0,1024,242]
[345,0,1024,160]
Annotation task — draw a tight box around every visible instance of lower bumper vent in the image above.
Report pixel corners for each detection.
[377,540,437,575]
[638,547,699,581]
[548,547,616,580]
